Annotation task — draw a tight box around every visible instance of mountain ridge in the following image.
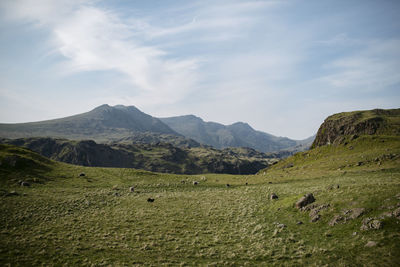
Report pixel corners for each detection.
[160,114,304,153]
[0,104,313,153]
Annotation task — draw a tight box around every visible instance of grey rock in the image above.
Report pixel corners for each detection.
[361,218,383,230]
[296,193,315,209]
[393,207,400,218]
[365,241,377,247]
[310,214,320,222]
[349,208,365,219]
[329,215,344,226]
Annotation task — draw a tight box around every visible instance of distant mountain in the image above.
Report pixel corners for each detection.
[0,104,314,154]
[312,108,400,148]
[0,104,177,141]
[160,115,306,153]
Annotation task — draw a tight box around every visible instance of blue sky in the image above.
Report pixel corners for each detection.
[0,0,399,139]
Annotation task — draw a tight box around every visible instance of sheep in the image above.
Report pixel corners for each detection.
[270,193,278,200]
[20,181,30,187]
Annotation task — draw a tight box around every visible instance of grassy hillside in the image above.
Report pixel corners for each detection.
[1,134,400,265]
[0,137,274,174]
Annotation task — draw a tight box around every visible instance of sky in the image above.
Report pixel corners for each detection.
[0,0,399,139]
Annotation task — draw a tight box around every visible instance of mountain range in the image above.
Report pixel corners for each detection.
[0,104,313,153]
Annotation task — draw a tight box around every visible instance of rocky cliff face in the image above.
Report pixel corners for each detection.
[311,108,400,148]
[0,137,273,175]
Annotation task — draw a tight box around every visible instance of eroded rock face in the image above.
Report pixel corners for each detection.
[296,193,315,209]
[311,108,400,148]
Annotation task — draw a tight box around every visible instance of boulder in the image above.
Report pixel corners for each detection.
[296,193,315,209]
[365,241,377,247]
[349,208,365,219]
[361,218,383,230]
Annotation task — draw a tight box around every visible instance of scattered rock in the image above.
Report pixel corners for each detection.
[328,184,340,190]
[114,192,120,197]
[277,223,286,228]
[226,184,230,187]
[365,241,377,247]
[296,221,303,225]
[147,198,155,203]
[349,208,365,219]
[270,193,278,200]
[352,232,358,236]
[79,172,86,177]
[361,218,383,230]
[357,161,363,166]
[129,186,135,192]
[329,215,344,226]
[310,214,320,222]
[324,232,332,237]
[296,193,315,209]
[245,182,248,186]
[308,204,330,218]
[283,163,294,169]
[379,211,393,219]
[193,181,198,185]
[330,208,367,226]
[393,207,400,219]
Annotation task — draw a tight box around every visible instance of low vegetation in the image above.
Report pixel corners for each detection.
[1,132,399,265]
[0,137,274,175]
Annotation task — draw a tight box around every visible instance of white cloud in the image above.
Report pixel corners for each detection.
[319,39,400,91]
[1,0,202,107]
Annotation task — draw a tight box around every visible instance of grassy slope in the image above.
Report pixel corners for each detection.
[0,135,400,266]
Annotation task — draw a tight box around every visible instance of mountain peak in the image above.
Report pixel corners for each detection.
[229,122,253,130]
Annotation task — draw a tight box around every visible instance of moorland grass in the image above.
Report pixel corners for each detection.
[0,137,400,266]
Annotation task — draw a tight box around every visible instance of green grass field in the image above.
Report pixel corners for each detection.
[1,135,400,266]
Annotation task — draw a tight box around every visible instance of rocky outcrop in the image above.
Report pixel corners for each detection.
[296,193,315,209]
[312,108,400,148]
[0,137,271,175]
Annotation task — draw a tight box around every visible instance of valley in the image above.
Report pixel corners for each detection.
[0,108,399,265]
